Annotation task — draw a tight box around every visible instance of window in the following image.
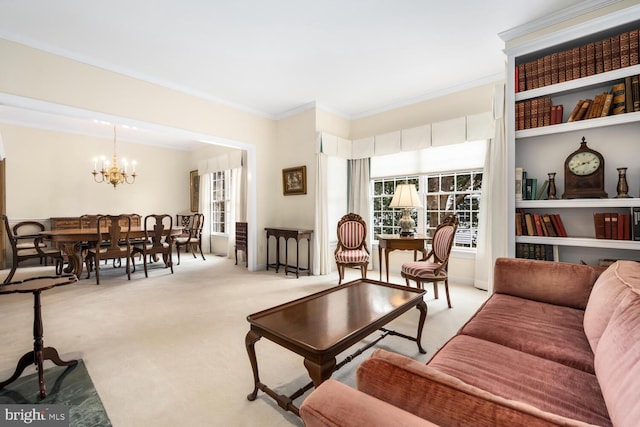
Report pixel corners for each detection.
[372,170,482,248]
[426,171,482,248]
[210,171,229,234]
[372,176,419,236]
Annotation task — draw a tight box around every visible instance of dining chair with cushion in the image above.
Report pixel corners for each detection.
[334,213,370,285]
[175,213,205,265]
[401,214,459,308]
[1,215,64,284]
[84,214,133,285]
[131,214,174,277]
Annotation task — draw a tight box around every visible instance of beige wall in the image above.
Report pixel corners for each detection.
[0,124,191,220]
[0,37,497,282]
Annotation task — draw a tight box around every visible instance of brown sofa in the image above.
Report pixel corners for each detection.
[300,257,640,427]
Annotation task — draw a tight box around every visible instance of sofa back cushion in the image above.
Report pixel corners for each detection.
[493,258,600,309]
[594,289,640,427]
[584,261,639,352]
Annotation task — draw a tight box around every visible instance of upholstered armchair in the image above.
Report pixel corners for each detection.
[401,214,458,307]
[334,213,370,284]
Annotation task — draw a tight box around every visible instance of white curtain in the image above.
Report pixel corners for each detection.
[313,152,331,275]
[227,167,243,259]
[474,83,508,292]
[199,173,212,254]
[348,158,372,269]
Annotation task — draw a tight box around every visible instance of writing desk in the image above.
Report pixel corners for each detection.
[376,234,430,282]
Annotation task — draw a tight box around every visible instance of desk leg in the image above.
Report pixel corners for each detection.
[384,249,391,282]
[415,300,428,354]
[0,291,76,399]
[378,246,382,281]
[303,357,336,388]
[276,237,281,273]
[295,237,300,278]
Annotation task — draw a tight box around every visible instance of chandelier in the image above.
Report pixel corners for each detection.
[92,126,137,188]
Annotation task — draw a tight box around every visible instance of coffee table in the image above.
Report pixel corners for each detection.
[245,278,427,416]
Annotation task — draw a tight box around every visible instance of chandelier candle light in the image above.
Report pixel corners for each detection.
[389,183,423,236]
[92,126,137,188]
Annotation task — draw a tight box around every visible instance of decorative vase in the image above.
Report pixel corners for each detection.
[547,172,557,200]
[615,167,631,198]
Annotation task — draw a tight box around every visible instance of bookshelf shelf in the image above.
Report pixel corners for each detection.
[517,198,640,209]
[516,235,640,250]
[515,111,640,138]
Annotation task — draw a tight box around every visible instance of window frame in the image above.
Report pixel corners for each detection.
[371,169,482,249]
[209,170,230,235]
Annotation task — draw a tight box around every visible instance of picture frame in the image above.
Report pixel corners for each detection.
[190,170,199,212]
[282,165,307,195]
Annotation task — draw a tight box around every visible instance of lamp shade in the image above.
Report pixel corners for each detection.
[389,184,422,208]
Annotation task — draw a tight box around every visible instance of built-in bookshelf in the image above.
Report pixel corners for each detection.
[504,5,640,266]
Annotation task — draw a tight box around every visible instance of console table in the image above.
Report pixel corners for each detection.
[0,275,78,398]
[376,234,430,282]
[265,227,313,278]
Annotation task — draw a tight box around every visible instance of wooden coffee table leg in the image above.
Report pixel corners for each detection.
[415,300,428,354]
[245,330,262,401]
[303,358,336,388]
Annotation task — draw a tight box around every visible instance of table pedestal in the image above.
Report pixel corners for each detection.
[0,276,78,399]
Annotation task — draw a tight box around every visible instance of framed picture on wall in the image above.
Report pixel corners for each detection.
[282,165,307,195]
[190,170,199,212]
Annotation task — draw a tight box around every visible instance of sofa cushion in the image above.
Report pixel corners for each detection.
[427,335,611,426]
[459,294,594,373]
[493,258,600,309]
[593,290,640,427]
[300,379,438,427]
[584,261,640,352]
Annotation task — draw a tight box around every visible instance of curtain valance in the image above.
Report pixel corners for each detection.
[319,111,493,159]
[198,150,243,174]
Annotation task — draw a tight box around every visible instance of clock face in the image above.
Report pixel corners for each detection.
[568,151,600,176]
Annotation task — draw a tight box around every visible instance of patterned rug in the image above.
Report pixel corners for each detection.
[0,360,111,426]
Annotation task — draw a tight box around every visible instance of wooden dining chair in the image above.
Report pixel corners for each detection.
[1,215,64,284]
[401,214,459,308]
[84,214,133,285]
[175,213,205,265]
[131,214,174,277]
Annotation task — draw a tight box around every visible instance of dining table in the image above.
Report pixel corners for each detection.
[40,226,183,278]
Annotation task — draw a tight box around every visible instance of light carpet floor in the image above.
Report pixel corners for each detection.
[0,255,488,426]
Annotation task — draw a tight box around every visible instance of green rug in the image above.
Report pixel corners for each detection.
[0,360,111,426]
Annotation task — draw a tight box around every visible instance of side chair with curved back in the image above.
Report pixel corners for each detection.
[1,215,63,284]
[131,214,174,277]
[84,214,133,285]
[175,213,205,265]
[401,214,459,308]
[334,213,370,285]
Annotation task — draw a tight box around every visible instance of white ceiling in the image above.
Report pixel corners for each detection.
[0,0,591,149]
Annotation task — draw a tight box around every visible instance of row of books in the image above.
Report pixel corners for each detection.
[516,243,554,261]
[515,28,640,92]
[516,211,568,237]
[595,209,640,241]
[515,169,549,201]
[515,76,640,130]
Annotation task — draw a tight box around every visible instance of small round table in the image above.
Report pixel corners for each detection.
[0,274,78,399]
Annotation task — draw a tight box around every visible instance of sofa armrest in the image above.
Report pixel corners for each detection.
[493,258,602,309]
[300,379,436,427]
[356,349,592,427]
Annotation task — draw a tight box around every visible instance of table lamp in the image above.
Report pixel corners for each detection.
[389,183,422,236]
